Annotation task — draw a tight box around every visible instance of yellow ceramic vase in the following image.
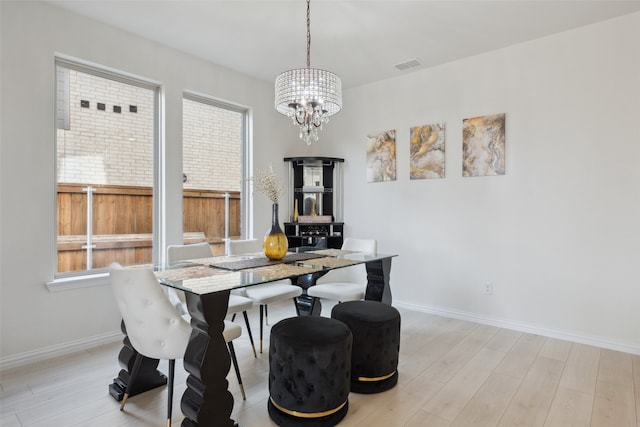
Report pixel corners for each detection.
[264,203,288,260]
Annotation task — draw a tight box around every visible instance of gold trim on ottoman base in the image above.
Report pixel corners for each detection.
[270,397,347,419]
[356,370,396,382]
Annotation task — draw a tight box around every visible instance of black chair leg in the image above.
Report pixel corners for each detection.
[167,359,175,427]
[231,312,237,322]
[259,305,264,353]
[228,342,246,400]
[309,296,319,317]
[120,352,144,411]
[292,297,300,315]
[264,304,269,325]
[242,310,257,357]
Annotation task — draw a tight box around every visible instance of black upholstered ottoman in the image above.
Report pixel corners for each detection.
[331,300,401,393]
[268,316,352,427]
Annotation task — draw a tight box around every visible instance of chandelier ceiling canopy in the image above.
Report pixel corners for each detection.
[274,0,342,145]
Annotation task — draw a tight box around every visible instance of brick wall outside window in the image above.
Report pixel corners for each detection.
[57,70,154,186]
[183,98,241,192]
[56,70,241,192]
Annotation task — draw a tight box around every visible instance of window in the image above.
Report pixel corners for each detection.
[182,93,250,255]
[55,58,159,276]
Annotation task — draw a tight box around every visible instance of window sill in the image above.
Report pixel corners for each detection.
[46,272,110,292]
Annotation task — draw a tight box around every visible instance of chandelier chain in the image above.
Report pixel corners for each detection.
[306,0,311,68]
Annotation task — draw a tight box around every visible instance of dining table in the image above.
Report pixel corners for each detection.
[108,247,397,426]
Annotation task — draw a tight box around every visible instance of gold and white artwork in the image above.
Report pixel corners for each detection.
[410,123,445,179]
[462,113,505,177]
[366,130,396,183]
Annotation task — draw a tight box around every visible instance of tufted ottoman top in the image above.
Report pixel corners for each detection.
[271,315,352,346]
[332,300,400,324]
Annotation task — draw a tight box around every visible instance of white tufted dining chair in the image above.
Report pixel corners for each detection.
[167,242,257,357]
[109,262,190,426]
[109,263,246,427]
[227,239,302,353]
[307,238,377,311]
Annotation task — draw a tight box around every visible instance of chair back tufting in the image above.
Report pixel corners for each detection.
[109,262,191,361]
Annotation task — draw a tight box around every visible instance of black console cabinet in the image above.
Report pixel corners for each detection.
[284,157,344,249]
[284,222,344,249]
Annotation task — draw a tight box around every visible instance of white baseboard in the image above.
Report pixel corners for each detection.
[393,300,640,356]
[0,330,122,372]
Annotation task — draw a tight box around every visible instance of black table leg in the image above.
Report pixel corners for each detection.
[181,290,235,427]
[365,257,393,304]
[109,320,167,401]
[293,273,325,316]
[295,294,322,316]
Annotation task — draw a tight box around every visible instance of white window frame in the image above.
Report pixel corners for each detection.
[47,55,163,291]
[182,90,253,241]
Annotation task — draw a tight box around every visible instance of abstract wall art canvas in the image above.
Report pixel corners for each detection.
[366,129,396,183]
[410,123,445,179]
[462,113,505,177]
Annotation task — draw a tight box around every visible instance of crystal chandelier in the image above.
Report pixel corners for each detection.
[275,0,342,145]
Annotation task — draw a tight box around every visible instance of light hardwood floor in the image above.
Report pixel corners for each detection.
[1,301,639,427]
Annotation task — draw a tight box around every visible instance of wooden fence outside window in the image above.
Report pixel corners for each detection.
[57,183,240,272]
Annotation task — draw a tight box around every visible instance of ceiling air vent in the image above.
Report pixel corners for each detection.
[394,58,421,71]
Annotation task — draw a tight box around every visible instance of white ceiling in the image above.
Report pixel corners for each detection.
[47,0,640,89]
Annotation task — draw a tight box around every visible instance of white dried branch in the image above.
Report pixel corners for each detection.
[253,165,285,205]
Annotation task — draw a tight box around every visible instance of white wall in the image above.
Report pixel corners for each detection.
[0,1,294,364]
[310,12,640,353]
